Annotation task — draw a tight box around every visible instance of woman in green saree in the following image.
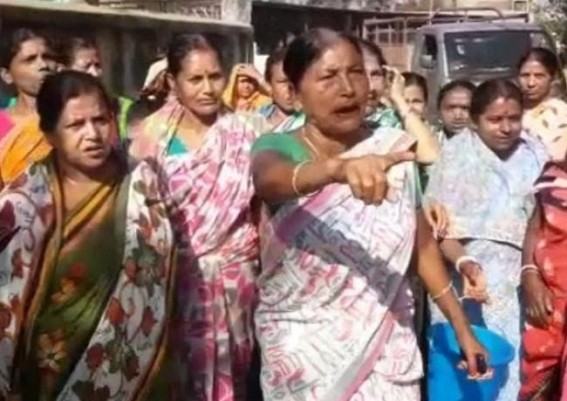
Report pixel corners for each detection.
[0,70,176,400]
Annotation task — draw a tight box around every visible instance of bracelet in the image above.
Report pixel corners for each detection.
[520,264,540,278]
[431,283,454,302]
[291,161,311,197]
[455,256,480,274]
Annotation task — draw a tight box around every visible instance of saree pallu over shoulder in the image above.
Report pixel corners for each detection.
[0,116,51,187]
[257,129,421,401]
[424,129,548,247]
[133,99,260,400]
[0,157,176,400]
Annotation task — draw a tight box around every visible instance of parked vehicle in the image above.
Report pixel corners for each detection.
[412,9,554,114]
[364,8,558,116]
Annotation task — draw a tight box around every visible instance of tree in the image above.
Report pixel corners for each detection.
[535,0,567,49]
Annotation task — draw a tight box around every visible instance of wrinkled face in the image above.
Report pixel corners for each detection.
[362,49,385,114]
[171,49,226,118]
[404,84,426,118]
[70,48,102,78]
[2,38,56,97]
[440,88,472,134]
[475,96,522,156]
[236,75,257,99]
[519,59,553,104]
[268,61,294,114]
[296,39,369,138]
[48,92,114,173]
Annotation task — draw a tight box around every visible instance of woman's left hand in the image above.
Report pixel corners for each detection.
[237,64,264,83]
[457,330,493,380]
[385,66,405,104]
[424,202,449,238]
[461,262,490,304]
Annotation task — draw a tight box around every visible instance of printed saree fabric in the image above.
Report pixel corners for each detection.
[523,97,567,161]
[256,129,422,401]
[425,129,548,247]
[0,155,176,400]
[131,99,260,401]
[520,162,567,401]
[257,104,305,133]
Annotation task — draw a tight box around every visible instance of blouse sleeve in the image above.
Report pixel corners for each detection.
[251,133,311,163]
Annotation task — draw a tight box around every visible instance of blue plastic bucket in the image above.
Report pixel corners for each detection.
[428,323,515,401]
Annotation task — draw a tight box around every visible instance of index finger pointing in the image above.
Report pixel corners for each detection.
[381,151,416,170]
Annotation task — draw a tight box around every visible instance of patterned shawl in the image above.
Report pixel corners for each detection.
[256,128,422,401]
[131,98,260,401]
[425,128,548,247]
[523,97,567,161]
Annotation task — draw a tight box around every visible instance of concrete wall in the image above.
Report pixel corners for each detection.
[0,0,253,98]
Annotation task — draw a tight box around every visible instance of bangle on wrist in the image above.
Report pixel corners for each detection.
[431,283,454,302]
[292,161,310,196]
[292,161,319,198]
[520,264,540,279]
[455,256,480,274]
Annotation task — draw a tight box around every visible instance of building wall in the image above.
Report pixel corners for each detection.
[0,1,253,96]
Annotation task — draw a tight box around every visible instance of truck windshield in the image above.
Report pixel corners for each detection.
[445,30,550,77]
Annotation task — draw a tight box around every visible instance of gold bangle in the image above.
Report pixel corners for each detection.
[292,161,310,197]
[431,283,454,302]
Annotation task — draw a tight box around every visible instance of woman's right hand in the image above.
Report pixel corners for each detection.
[457,329,493,380]
[523,272,553,329]
[329,152,415,204]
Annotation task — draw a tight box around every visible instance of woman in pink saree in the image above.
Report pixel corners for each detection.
[251,28,490,400]
[129,34,259,401]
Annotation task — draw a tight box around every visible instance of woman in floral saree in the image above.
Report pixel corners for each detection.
[252,28,489,401]
[0,28,57,186]
[426,79,549,401]
[0,71,176,400]
[519,47,567,161]
[130,34,259,401]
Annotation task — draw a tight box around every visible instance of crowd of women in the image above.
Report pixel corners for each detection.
[0,23,566,401]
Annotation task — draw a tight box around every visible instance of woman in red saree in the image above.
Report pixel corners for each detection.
[520,161,567,400]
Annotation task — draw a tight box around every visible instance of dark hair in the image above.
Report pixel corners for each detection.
[518,47,559,77]
[60,36,98,67]
[357,38,387,66]
[37,70,112,134]
[402,72,428,102]
[284,28,361,88]
[470,79,523,122]
[166,33,221,77]
[0,28,46,69]
[437,80,476,108]
[126,99,153,128]
[265,46,287,83]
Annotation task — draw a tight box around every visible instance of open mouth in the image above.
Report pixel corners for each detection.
[84,146,106,157]
[335,105,361,117]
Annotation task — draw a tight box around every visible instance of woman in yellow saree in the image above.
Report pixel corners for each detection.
[222,64,271,112]
[0,28,57,186]
[0,71,176,400]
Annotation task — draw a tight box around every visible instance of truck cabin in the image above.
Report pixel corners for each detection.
[413,21,556,114]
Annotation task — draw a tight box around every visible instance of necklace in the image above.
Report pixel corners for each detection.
[301,129,322,160]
